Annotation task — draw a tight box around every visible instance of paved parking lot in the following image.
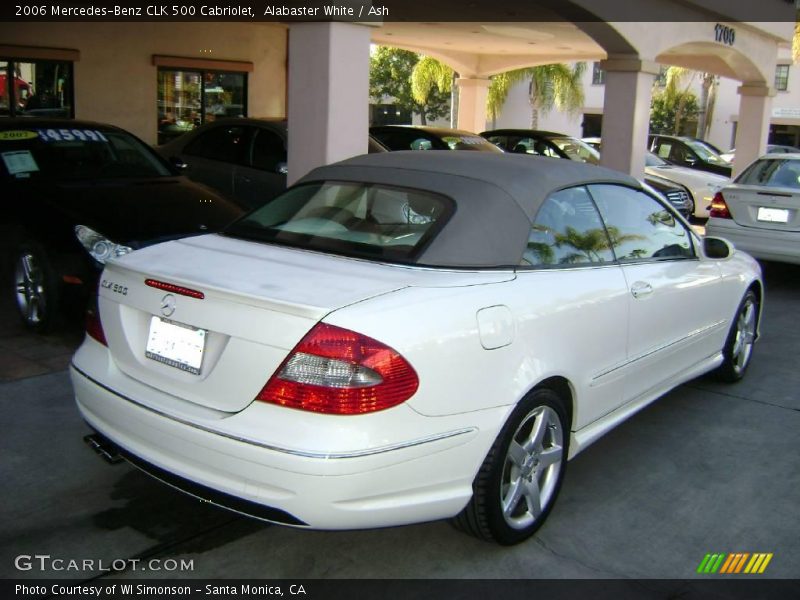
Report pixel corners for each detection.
[1,261,798,582]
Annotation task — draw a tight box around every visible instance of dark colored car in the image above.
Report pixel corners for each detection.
[648,134,732,177]
[481,129,692,218]
[158,118,389,209]
[370,125,503,153]
[0,119,246,332]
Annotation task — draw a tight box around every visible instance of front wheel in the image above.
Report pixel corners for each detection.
[453,387,568,545]
[714,289,758,382]
[12,242,60,333]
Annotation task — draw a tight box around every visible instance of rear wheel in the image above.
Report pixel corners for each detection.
[453,387,568,545]
[714,289,758,382]
[12,242,59,333]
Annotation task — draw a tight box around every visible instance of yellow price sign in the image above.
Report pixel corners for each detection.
[0,130,39,141]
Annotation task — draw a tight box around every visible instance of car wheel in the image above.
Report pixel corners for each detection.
[12,242,59,333]
[453,387,568,545]
[714,289,758,382]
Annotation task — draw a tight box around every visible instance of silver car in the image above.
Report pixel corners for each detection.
[706,153,800,265]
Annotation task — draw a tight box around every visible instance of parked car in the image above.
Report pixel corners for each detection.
[73,152,762,545]
[720,144,800,164]
[645,152,729,218]
[481,129,693,217]
[648,134,732,177]
[159,118,389,209]
[370,125,503,153]
[706,153,800,265]
[482,129,599,164]
[0,119,246,332]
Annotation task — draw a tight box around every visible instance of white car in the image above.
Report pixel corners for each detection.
[706,153,800,265]
[71,152,762,545]
[645,152,729,218]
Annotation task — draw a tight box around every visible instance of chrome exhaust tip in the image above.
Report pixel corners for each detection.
[83,433,124,464]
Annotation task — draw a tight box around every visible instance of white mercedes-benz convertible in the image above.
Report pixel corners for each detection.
[71,152,762,545]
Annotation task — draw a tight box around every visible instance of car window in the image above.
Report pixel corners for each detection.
[371,128,439,151]
[645,152,669,167]
[522,186,614,267]
[483,135,508,150]
[548,137,600,164]
[0,127,171,181]
[225,181,453,264]
[736,158,800,189]
[439,134,501,152]
[184,125,250,164]
[588,184,695,262]
[505,137,560,158]
[249,128,286,172]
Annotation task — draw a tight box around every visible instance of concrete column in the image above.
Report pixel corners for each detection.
[456,77,490,133]
[598,57,659,178]
[733,84,774,178]
[287,22,371,185]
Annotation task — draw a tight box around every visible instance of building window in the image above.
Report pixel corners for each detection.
[653,66,669,87]
[592,62,605,85]
[775,65,790,92]
[0,58,74,118]
[157,68,247,144]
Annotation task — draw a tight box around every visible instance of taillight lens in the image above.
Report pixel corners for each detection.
[256,323,419,415]
[709,191,732,219]
[85,300,107,346]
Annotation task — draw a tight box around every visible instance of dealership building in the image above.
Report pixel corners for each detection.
[0,1,794,181]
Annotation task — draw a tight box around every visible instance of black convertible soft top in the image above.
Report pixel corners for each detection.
[299,152,641,269]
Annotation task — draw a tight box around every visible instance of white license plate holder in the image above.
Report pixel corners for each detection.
[757,207,789,223]
[145,316,206,375]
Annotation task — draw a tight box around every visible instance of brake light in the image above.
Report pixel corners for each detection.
[145,279,205,299]
[256,323,419,415]
[709,191,732,219]
[85,293,107,346]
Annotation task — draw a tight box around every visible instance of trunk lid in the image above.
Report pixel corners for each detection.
[722,184,800,232]
[98,234,512,413]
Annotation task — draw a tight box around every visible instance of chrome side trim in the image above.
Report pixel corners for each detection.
[72,364,475,460]
[592,320,726,381]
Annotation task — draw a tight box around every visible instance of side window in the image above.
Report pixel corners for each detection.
[588,184,695,261]
[522,186,615,267]
[250,128,286,172]
[484,135,508,150]
[184,125,249,164]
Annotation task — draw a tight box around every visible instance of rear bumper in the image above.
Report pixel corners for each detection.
[706,219,800,265]
[70,350,506,530]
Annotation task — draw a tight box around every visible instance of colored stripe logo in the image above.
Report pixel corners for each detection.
[697,552,773,574]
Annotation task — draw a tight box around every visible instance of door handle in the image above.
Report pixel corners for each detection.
[630,281,653,299]
[238,175,252,183]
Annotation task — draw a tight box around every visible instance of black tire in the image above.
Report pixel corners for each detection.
[11,241,60,333]
[453,387,569,545]
[714,289,759,383]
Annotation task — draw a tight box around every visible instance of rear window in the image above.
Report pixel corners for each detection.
[225,181,454,263]
[736,158,800,189]
[0,127,171,181]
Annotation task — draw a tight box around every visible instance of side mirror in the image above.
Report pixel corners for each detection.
[684,155,698,167]
[169,156,188,171]
[703,236,734,260]
[276,161,288,175]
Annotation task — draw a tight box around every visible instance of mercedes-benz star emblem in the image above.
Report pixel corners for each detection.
[160,294,176,317]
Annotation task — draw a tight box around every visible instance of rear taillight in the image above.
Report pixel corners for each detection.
[85,301,107,346]
[709,191,732,219]
[256,323,419,415]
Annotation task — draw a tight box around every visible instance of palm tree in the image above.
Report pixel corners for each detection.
[412,57,586,130]
[663,66,696,135]
[410,57,453,126]
[525,63,586,129]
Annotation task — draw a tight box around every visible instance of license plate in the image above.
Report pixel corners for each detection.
[145,316,206,375]
[757,207,789,223]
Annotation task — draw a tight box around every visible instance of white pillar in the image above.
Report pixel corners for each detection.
[598,57,658,178]
[733,84,774,178]
[456,77,490,133]
[287,22,371,185]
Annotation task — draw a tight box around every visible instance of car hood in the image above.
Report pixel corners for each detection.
[50,177,246,245]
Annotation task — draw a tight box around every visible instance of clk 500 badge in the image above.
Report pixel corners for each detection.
[100,280,128,296]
